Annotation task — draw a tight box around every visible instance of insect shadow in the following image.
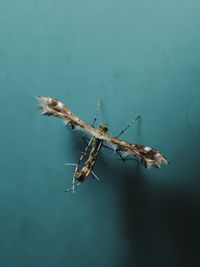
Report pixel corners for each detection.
[111,167,200,267]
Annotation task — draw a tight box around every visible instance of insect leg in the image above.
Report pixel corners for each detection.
[65,137,93,193]
[65,163,77,166]
[65,181,81,193]
[76,137,93,167]
[116,155,138,162]
[115,115,141,138]
[91,171,100,182]
[72,137,93,193]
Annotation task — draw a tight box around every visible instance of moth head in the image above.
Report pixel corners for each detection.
[99,124,108,133]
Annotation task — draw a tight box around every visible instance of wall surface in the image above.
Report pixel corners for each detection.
[0,1,200,266]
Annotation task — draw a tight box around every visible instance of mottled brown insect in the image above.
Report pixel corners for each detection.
[37,96,169,192]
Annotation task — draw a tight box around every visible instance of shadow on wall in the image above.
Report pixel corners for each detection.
[115,165,200,267]
[64,125,200,267]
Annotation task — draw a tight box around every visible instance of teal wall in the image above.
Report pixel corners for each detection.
[1,1,200,266]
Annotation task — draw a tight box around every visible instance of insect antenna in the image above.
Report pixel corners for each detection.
[91,97,101,127]
[115,115,141,138]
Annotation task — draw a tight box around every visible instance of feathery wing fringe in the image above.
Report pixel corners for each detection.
[121,144,168,168]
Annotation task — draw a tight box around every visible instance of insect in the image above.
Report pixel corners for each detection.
[37,96,169,192]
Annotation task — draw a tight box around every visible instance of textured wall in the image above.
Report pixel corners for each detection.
[1,1,200,266]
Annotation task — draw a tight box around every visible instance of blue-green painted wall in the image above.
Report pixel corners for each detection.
[1,1,200,266]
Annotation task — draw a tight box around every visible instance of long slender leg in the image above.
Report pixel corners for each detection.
[65,137,101,193]
[65,137,93,170]
[116,152,127,162]
[91,171,100,182]
[65,181,82,193]
[116,154,138,162]
[91,97,101,127]
[72,137,93,193]
[65,137,93,193]
[76,137,93,167]
[115,115,141,138]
